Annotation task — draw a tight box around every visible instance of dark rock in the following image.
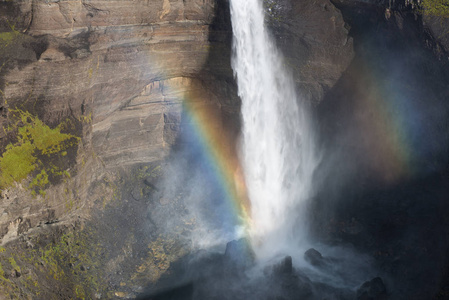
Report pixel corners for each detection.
[269,0,354,105]
[356,277,387,300]
[17,218,31,235]
[304,248,324,266]
[224,238,255,268]
[282,277,315,300]
[14,269,21,278]
[143,179,159,191]
[273,255,293,275]
[424,16,449,50]
[137,283,194,300]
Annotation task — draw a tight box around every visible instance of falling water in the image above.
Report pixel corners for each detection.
[230,0,318,260]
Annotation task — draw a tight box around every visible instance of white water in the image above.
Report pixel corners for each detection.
[230,0,318,261]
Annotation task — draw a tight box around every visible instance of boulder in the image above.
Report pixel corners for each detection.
[224,238,255,268]
[357,277,387,300]
[304,248,324,266]
[273,255,293,275]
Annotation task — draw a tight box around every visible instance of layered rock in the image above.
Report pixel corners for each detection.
[1,0,217,164]
[0,0,235,243]
[0,0,359,246]
[0,0,362,298]
[266,0,354,104]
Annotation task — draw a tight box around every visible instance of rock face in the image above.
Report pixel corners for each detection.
[422,16,449,54]
[0,0,221,166]
[12,0,449,299]
[224,238,255,268]
[312,1,449,299]
[0,0,448,299]
[0,0,356,246]
[266,0,355,104]
[0,0,239,243]
[304,248,324,266]
[357,277,387,300]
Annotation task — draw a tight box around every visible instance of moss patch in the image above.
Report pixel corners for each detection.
[0,142,37,187]
[0,24,21,50]
[421,0,449,17]
[0,109,79,194]
[0,229,108,299]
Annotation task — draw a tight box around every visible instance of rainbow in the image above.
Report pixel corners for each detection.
[345,55,445,184]
[161,79,253,244]
[181,95,252,229]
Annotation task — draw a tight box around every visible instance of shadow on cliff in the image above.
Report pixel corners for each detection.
[313,3,449,299]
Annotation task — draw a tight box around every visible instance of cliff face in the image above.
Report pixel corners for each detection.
[0,0,355,246]
[313,1,449,298]
[0,0,236,244]
[0,1,238,298]
[266,0,355,104]
[3,0,447,298]
[0,0,358,297]
[1,0,218,166]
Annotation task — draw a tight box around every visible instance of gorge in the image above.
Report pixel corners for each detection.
[0,0,448,299]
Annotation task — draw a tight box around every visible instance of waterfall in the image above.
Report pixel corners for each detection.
[229,0,318,261]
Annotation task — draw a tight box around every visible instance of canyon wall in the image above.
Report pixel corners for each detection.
[0,0,356,297]
[0,0,354,247]
[0,0,236,244]
[1,0,447,298]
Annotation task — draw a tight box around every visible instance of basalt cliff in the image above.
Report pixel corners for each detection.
[0,0,448,299]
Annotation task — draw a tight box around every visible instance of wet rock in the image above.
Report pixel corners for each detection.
[304,248,324,266]
[270,0,354,105]
[356,277,387,300]
[423,16,449,54]
[273,255,293,275]
[342,218,364,235]
[282,278,314,300]
[224,238,255,268]
[138,283,194,300]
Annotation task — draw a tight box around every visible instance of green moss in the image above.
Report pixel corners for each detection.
[135,164,161,180]
[75,284,86,300]
[0,142,37,187]
[0,109,80,193]
[0,24,21,49]
[8,257,20,272]
[18,116,77,155]
[0,230,108,299]
[421,0,449,17]
[29,170,49,197]
[0,32,17,44]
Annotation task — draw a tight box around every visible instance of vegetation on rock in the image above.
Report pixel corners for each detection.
[420,0,449,17]
[0,229,107,299]
[0,24,21,50]
[0,109,79,195]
